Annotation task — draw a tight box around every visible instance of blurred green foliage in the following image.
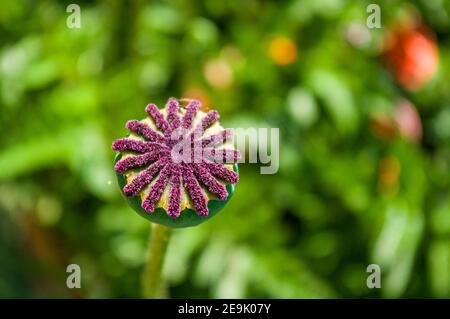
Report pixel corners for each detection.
[1,0,450,298]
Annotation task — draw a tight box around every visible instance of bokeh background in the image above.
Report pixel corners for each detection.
[1,0,450,298]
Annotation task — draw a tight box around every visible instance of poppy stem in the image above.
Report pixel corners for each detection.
[142,223,172,298]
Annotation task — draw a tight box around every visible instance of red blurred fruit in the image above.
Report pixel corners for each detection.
[369,99,422,143]
[370,113,397,140]
[384,23,439,91]
[394,99,422,142]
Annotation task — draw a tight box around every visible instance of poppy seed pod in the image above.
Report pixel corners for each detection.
[112,98,240,228]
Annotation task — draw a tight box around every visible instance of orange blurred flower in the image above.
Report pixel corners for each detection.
[203,59,233,89]
[370,113,397,140]
[378,156,401,193]
[182,87,210,111]
[268,36,298,65]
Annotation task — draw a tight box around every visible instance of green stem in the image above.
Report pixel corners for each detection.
[141,223,172,298]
